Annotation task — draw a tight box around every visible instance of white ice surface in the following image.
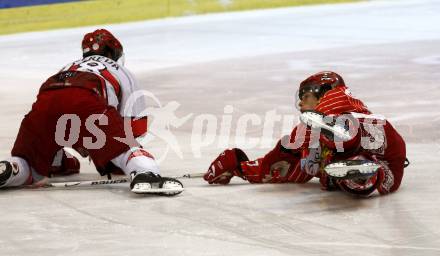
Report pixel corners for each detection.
[1,0,440,255]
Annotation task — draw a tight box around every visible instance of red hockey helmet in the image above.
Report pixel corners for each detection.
[298,71,345,100]
[82,29,123,61]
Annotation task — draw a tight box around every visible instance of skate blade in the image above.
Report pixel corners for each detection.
[131,182,184,195]
[325,161,379,179]
[300,111,351,141]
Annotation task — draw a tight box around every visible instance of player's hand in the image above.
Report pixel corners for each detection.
[203,148,249,185]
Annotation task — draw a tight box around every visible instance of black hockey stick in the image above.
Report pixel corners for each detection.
[27,172,205,189]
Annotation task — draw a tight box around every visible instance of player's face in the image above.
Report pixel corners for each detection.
[299,92,319,112]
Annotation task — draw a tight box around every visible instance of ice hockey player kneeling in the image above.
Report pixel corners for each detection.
[0,29,183,196]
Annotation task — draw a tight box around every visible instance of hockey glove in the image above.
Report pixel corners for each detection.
[203,148,249,185]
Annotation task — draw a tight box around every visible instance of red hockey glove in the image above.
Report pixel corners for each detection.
[203,148,249,184]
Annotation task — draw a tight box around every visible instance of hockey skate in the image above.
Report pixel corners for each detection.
[130,171,184,196]
[324,160,380,180]
[0,161,13,187]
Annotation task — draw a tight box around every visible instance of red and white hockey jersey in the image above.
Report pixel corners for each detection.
[55,55,148,137]
[240,85,406,195]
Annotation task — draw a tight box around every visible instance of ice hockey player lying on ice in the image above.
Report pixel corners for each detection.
[0,29,182,195]
[203,71,408,196]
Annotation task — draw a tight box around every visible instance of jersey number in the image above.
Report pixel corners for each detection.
[76,60,106,74]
